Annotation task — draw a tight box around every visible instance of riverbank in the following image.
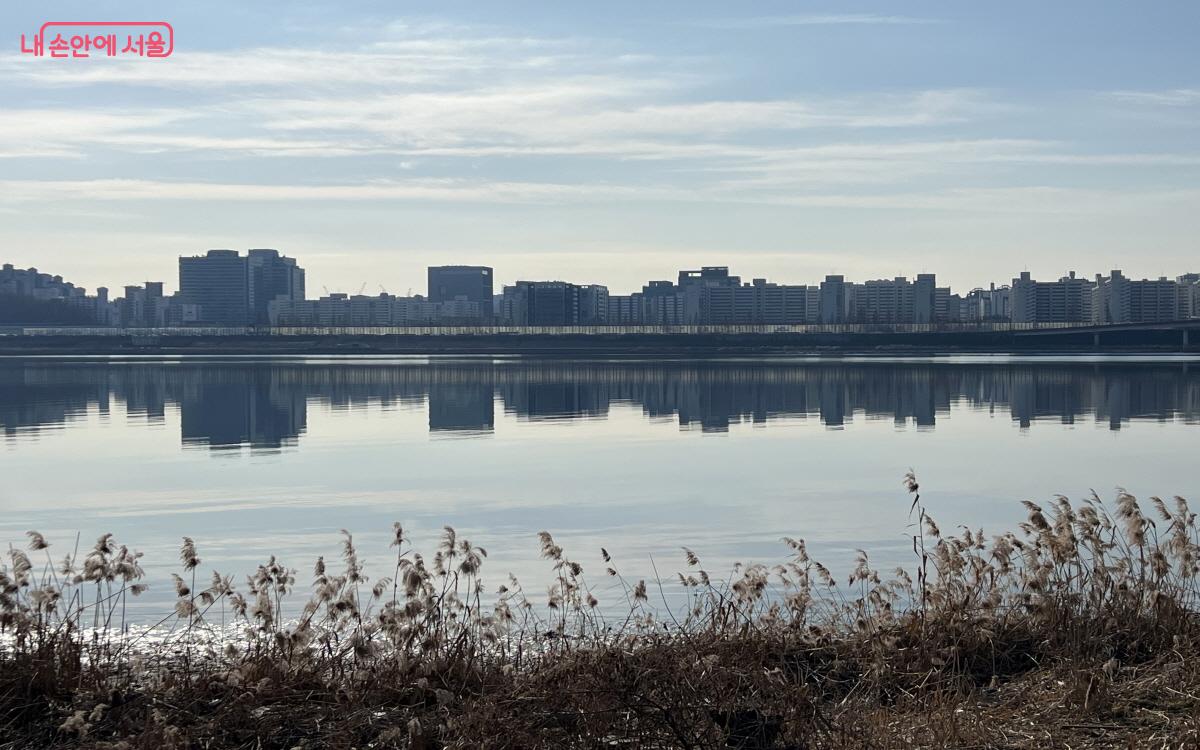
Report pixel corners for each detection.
[2,481,1198,748]
[1,328,1197,356]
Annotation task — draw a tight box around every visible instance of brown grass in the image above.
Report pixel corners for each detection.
[2,474,1199,748]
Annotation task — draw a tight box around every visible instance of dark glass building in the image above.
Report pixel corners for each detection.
[179,250,249,325]
[179,249,304,326]
[524,281,580,325]
[248,249,305,325]
[427,266,493,321]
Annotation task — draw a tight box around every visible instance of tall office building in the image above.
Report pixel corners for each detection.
[641,280,684,324]
[526,281,580,325]
[248,249,305,325]
[179,250,249,325]
[913,274,937,324]
[677,267,741,324]
[428,266,493,322]
[577,284,609,324]
[606,293,645,324]
[498,284,529,325]
[180,249,304,326]
[499,281,582,325]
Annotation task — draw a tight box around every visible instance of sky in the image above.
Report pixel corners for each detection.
[1,1,1198,296]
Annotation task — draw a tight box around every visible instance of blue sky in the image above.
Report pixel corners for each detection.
[1,1,1198,295]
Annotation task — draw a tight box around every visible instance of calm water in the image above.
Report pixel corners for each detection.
[2,354,1199,616]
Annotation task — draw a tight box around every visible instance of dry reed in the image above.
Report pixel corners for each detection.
[2,475,1199,748]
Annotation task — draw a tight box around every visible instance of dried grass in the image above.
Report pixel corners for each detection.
[2,476,1199,748]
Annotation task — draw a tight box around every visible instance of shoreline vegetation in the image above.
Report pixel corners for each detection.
[3,476,1199,748]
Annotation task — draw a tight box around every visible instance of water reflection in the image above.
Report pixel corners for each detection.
[1,357,1197,449]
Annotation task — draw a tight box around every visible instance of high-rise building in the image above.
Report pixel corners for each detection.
[743,278,815,324]
[606,294,645,324]
[963,284,1011,322]
[606,274,816,326]
[913,274,938,324]
[677,267,740,288]
[855,278,915,323]
[248,249,305,325]
[677,267,740,324]
[577,284,609,324]
[1178,273,1200,319]
[641,281,684,324]
[818,275,849,323]
[1129,276,1181,323]
[498,281,583,325]
[115,282,161,326]
[1094,271,1186,324]
[0,264,106,324]
[527,281,579,325]
[269,292,481,326]
[179,250,250,325]
[428,266,493,322]
[498,284,529,325]
[1012,271,1093,324]
[180,249,303,326]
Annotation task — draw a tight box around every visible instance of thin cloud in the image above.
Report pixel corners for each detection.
[0,178,690,204]
[1105,89,1200,107]
[736,186,1200,214]
[691,14,944,30]
[4,179,1197,219]
[0,35,652,90]
[247,88,991,150]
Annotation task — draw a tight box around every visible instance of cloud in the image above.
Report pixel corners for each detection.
[691,14,943,30]
[0,178,690,204]
[1105,89,1200,107]
[0,59,996,164]
[0,109,192,157]
[242,87,992,158]
[0,34,633,90]
[1,22,982,164]
[740,186,1200,214]
[696,140,1200,190]
[4,178,1197,220]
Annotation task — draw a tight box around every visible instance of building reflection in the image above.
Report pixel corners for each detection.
[179,374,306,450]
[1,359,1197,450]
[428,382,494,433]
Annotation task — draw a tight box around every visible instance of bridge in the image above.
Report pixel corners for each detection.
[1007,318,1200,347]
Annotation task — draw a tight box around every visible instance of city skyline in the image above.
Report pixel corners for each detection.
[6,253,1200,301]
[5,255,1200,328]
[4,252,1200,301]
[2,2,1199,296]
